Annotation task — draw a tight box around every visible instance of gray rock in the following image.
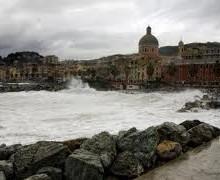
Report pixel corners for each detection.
[134,151,157,169]
[0,160,13,180]
[157,122,190,146]
[117,127,159,168]
[37,167,62,180]
[61,138,88,152]
[178,95,220,112]
[188,123,220,147]
[110,151,144,178]
[207,101,220,109]
[0,144,22,160]
[105,176,120,180]
[0,171,6,180]
[117,126,158,153]
[179,120,202,130]
[81,132,117,169]
[65,149,104,180]
[118,127,138,140]
[10,141,70,180]
[24,174,51,180]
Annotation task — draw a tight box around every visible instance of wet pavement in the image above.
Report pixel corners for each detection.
[136,137,220,180]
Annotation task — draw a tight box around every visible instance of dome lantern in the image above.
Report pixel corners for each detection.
[147,26,152,35]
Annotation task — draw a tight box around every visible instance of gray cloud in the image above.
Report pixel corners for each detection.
[0,0,219,59]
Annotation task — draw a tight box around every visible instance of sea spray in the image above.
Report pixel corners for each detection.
[0,86,219,145]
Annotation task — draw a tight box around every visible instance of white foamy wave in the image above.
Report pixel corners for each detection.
[0,84,219,145]
[64,78,96,94]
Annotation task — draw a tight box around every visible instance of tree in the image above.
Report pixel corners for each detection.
[167,62,177,76]
[109,65,119,80]
[86,68,96,79]
[90,69,96,79]
[146,62,155,80]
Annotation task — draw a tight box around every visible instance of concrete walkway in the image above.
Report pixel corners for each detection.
[136,137,220,180]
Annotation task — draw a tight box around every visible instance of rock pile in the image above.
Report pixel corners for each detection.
[0,82,67,93]
[0,121,219,180]
[178,95,220,112]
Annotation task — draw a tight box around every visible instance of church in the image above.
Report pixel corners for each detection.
[129,25,220,88]
[126,26,162,86]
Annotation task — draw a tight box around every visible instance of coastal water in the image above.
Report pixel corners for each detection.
[0,79,219,145]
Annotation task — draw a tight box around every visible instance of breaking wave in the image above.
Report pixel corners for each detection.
[0,79,219,145]
[64,78,96,94]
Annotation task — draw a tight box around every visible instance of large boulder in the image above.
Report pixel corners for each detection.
[0,160,14,180]
[117,126,159,168]
[134,151,157,169]
[178,95,220,112]
[37,167,62,180]
[117,127,138,140]
[180,120,202,130]
[65,149,104,180]
[24,174,51,180]
[0,144,22,160]
[156,140,182,161]
[110,151,144,178]
[187,123,220,147]
[207,101,220,109]
[10,141,70,180]
[117,127,158,153]
[157,122,190,146]
[62,138,87,152]
[81,132,117,169]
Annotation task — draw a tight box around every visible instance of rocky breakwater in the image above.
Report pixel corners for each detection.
[0,121,219,180]
[178,94,220,112]
[0,81,68,93]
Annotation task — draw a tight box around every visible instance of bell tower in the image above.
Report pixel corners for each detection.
[178,40,184,57]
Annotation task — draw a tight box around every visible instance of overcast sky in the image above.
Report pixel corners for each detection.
[0,0,220,60]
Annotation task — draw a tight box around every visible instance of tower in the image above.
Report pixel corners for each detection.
[178,40,184,57]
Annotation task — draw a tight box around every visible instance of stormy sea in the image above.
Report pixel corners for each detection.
[0,78,219,145]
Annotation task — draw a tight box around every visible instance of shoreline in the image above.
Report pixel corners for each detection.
[0,120,219,180]
[1,81,219,93]
[136,136,220,180]
[0,81,68,93]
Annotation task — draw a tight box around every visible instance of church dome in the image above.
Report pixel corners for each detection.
[178,40,184,46]
[139,26,159,47]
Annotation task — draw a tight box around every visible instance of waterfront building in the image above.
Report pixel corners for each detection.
[162,41,220,87]
[0,60,6,81]
[0,27,220,88]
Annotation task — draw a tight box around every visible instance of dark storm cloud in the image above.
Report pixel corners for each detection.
[0,0,219,59]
